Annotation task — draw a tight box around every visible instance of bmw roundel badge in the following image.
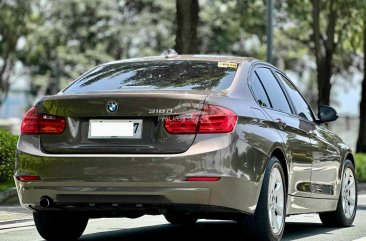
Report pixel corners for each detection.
[107,101,118,113]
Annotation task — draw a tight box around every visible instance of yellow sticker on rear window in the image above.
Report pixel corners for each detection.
[218,62,238,69]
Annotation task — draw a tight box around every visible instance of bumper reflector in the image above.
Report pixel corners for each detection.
[16,175,41,181]
[185,176,221,182]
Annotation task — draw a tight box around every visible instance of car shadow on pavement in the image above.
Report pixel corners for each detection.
[80,221,243,241]
[78,221,344,241]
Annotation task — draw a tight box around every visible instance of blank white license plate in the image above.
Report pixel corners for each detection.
[88,119,142,139]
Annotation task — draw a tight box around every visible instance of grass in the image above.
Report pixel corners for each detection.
[356,153,366,182]
[0,180,15,192]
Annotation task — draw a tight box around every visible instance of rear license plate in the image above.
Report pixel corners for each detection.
[88,119,143,139]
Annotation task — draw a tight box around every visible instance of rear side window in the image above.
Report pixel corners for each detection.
[250,73,271,108]
[255,68,292,114]
[276,72,314,122]
[63,61,238,94]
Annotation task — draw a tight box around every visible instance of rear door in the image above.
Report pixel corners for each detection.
[274,72,340,198]
[251,66,313,197]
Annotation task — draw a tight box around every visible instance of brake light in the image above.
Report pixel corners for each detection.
[21,107,66,135]
[185,176,221,182]
[164,105,237,134]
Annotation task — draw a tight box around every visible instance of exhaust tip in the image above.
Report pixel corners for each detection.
[39,196,52,208]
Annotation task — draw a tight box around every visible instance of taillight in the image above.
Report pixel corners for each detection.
[164,105,237,134]
[20,107,39,134]
[21,107,66,135]
[163,112,200,134]
[198,105,237,133]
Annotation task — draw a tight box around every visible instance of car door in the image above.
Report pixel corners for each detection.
[274,72,340,199]
[308,125,341,198]
[251,66,313,198]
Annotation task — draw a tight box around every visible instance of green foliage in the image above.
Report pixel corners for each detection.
[200,0,266,58]
[0,0,365,115]
[0,180,15,192]
[0,0,31,104]
[356,154,366,182]
[21,0,175,96]
[0,129,18,183]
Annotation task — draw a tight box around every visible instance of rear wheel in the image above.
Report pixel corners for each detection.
[239,156,286,241]
[164,212,198,225]
[33,211,88,241]
[319,159,357,227]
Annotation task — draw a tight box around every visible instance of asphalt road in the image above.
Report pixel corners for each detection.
[1,195,366,241]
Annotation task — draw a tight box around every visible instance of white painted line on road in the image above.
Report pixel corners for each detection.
[0,221,34,231]
[0,226,34,234]
[353,237,366,241]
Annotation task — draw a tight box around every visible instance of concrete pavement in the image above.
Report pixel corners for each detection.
[1,195,366,241]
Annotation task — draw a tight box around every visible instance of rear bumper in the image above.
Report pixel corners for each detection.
[15,177,261,214]
[15,134,267,214]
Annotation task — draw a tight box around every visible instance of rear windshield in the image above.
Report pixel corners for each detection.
[63,61,238,94]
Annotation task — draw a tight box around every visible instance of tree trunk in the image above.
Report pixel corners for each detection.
[316,54,332,107]
[356,18,366,153]
[311,0,336,107]
[175,0,199,54]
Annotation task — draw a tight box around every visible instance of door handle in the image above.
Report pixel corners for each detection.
[275,118,287,130]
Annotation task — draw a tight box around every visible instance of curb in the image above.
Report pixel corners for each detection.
[0,187,17,204]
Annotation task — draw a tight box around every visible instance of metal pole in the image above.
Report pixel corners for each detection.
[266,0,273,64]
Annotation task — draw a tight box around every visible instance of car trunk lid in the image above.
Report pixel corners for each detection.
[38,91,207,154]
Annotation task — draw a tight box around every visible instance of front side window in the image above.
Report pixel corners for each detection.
[255,68,292,114]
[276,72,314,122]
[63,61,237,94]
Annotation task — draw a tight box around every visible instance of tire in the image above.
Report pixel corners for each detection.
[33,211,88,241]
[319,159,357,227]
[239,156,286,241]
[164,212,198,225]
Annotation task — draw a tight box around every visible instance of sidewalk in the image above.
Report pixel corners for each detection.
[0,187,33,229]
[0,206,32,222]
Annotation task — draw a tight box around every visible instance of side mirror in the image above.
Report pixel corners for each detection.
[317,105,338,123]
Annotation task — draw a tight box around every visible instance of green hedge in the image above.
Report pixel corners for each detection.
[356,153,366,183]
[0,129,18,183]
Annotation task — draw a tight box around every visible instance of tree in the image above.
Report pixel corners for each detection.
[280,0,358,107]
[21,0,175,97]
[0,0,30,106]
[175,0,199,54]
[356,7,366,153]
[199,0,266,57]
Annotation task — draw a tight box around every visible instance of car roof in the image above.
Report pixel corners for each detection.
[105,54,256,65]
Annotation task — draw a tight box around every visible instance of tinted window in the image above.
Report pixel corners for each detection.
[250,73,271,108]
[255,68,292,114]
[276,72,314,121]
[63,61,237,94]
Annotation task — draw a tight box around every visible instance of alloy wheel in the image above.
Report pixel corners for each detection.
[268,167,285,235]
[342,167,356,219]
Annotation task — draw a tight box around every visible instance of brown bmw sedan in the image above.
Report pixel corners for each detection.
[15,53,357,241]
